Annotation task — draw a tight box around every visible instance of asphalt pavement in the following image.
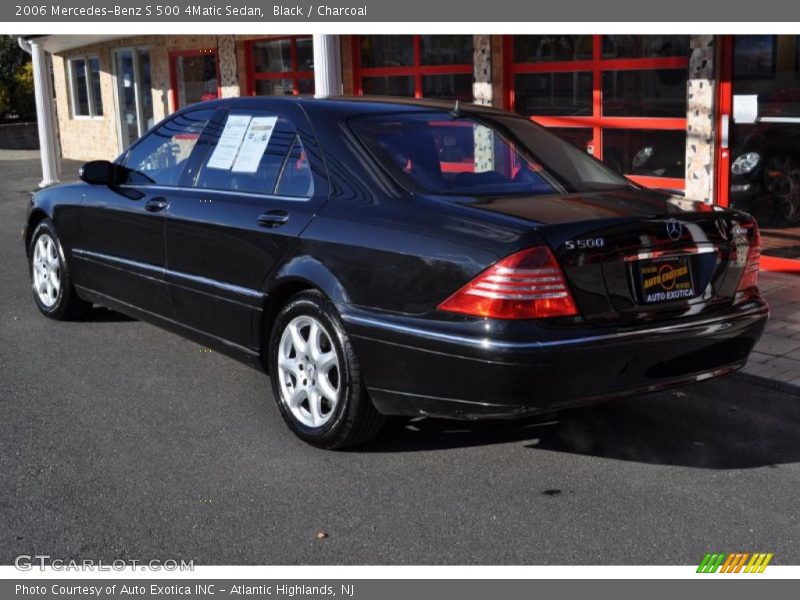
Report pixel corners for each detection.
[1,156,799,565]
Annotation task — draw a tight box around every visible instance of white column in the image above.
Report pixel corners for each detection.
[313,35,343,98]
[30,41,60,187]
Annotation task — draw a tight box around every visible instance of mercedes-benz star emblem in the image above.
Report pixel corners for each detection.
[666,219,683,241]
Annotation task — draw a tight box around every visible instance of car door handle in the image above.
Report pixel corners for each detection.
[145,197,169,212]
[257,210,290,228]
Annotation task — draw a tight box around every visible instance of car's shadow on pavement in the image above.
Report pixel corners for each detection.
[358,376,800,469]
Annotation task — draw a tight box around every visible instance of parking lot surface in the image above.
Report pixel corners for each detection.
[1,157,799,565]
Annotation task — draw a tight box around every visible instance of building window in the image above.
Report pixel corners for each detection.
[506,35,689,189]
[113,47,155,149]
[170,49,219,110]
[246,36,314,96]
[68,57,103,118]
[353,35,473,101]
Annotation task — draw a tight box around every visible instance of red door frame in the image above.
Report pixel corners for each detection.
[244,36,314,96]
[168,49,221,112]
[503,35,688,190]
[351,35,473,98]
[716,35,800,273]
[716,34,733,210]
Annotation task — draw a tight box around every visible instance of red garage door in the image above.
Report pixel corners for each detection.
[505,35,689,191]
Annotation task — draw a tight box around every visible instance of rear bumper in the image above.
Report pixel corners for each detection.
[342,299,769,419]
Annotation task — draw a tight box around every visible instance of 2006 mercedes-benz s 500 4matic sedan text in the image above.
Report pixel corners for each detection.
[25,96,768,448]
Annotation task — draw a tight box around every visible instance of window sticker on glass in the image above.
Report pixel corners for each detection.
[232,116,279,173]
[207,114,252,170]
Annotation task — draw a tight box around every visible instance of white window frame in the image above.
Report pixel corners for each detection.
[111,46,152,153]
[67,56,103,119]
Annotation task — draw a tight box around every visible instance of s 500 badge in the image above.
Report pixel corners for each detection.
[565,238,605,250]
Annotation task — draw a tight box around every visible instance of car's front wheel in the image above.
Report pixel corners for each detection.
[29,220,91,320]
[268,291,385,449]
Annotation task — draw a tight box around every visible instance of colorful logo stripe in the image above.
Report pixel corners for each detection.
[697,553,773,573]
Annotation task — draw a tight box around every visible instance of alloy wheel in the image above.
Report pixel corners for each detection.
[277,315,341,428]
[32,233,61,308]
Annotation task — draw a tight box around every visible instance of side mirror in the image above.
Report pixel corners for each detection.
[79,160,121,185]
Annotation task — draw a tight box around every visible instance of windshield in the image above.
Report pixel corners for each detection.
[351,111,633,196]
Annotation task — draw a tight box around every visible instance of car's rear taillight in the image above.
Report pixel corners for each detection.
[437,246,579,319]
[736,221,761,298]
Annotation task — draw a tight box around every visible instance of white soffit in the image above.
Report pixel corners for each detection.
[27,35,129,53]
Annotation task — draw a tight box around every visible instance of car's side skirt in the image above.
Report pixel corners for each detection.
[74,284,265,370]
[71,248,266,310]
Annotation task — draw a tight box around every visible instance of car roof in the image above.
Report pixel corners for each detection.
[179,95,515,119]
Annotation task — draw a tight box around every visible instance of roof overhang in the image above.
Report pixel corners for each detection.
[21,35,128,53]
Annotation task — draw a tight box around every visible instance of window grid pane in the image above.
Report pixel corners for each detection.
[513,35,593,63]
[89,58,103,117]
[72,59,90,116]
[249,37,314,97]
[253,39,292,73]
[173,53,218,108]
[360,35,414,68]
[358,35,473,99]
[601,69,687,118]
[514,72,593,117]
[419,35,473,66]
[510,35,688,184]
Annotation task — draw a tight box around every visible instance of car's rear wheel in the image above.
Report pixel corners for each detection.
[29,220,91,320]
[268,290,385,449]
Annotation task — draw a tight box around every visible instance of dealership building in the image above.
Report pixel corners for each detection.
[19,33,800,270]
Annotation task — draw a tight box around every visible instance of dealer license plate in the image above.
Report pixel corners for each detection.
[637,256,697,304]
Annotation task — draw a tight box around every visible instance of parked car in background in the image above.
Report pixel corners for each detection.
[729,124,800,222]
[25,97,768,448]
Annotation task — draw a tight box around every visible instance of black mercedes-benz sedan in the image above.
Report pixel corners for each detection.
[25,96,768,448]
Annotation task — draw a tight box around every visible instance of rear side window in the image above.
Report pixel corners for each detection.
[276,136,314,197]
[193,112,312,197]
[122,109,212,186]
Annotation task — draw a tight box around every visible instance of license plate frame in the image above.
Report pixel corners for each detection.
[636,255,697,305]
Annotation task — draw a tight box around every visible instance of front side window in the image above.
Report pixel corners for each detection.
[122,109,212,186]
[193,112,313,197]
[69,57,103,117]
[352,112,630,196]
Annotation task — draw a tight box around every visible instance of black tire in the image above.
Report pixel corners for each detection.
[28,219,92,320]
[268,290,385,449]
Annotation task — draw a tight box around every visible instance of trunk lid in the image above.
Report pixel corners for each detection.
[458,189,756,325]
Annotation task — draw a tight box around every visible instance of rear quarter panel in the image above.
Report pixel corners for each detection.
[287,194,539,315]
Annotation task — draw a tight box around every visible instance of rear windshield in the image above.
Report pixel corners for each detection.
[351,111,633,196]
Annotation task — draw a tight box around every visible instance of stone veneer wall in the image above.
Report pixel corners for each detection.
[684,35,717,203]
[217,35,239,98]
[473,35,492,106]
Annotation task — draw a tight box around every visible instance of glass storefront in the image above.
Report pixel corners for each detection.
[725,35,800,264]
[150,34,799,269]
